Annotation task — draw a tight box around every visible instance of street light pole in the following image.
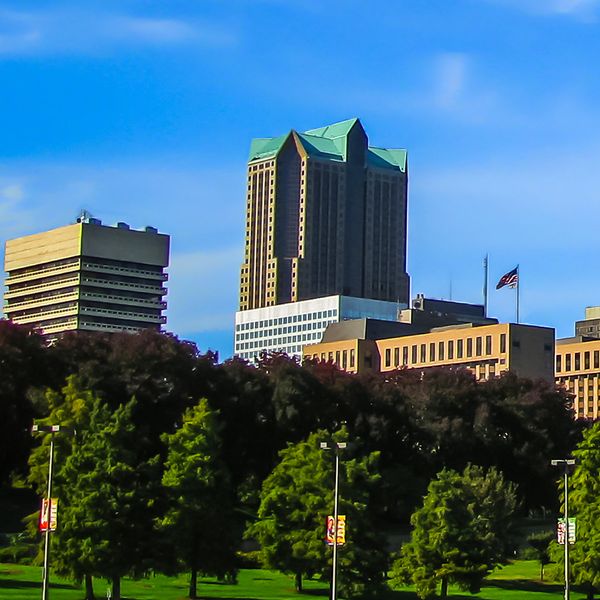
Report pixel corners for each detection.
[320,441,346,600]
[551,458,576,600]
[32,424,63,600]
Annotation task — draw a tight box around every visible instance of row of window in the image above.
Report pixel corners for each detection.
[237,345,303,361]
[308,349,357,370]
[382,334,506,368]
[556,350,600,373]
[236,331,322,348]
[236,310,337,330]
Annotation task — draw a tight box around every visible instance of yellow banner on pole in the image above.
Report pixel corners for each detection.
[325,515,346,546]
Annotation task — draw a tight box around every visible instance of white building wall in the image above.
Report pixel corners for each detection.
[234,295,405,361]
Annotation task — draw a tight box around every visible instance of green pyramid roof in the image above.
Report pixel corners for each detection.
[248,118,407,171]
[303,118,360,139]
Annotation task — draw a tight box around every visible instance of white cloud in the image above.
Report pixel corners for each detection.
[0,7,236,57]
[434,53,468,109]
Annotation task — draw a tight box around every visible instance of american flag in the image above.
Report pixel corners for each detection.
[496,266,518,290]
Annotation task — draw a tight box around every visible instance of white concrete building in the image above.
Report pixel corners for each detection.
[234,295,405,361]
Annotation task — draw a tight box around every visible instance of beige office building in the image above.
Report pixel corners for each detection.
[555,337,600,420]
[240,118,410,311]
[3,218,169,336]
[304,322,556,383]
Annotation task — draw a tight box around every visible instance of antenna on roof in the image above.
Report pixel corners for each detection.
[76,209,93,224]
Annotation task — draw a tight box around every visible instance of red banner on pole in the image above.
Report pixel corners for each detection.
[39,498,58,532]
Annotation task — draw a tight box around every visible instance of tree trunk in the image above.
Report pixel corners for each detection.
[84,573,95,600]
[295,572,302,592]
[112,576,121,600]
[189,568,198,599]
[440,576,448,598]
[540,563,544,582]
[587,583,595,600]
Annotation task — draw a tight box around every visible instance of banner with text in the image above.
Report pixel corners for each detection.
[325,515,346,546]
[39,498,58,532]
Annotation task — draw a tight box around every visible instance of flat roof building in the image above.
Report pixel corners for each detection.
[234,295,405,362]
[575,306,600,339]
[3,217,169,337]
[556,336,600,420]
[304,322,556,383]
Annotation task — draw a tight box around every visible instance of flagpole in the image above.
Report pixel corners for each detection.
[516,264,520,324]
[483,254,489,317]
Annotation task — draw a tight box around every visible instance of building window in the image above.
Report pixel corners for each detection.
[585,351,590,370]
[500,334,506,353]
[350,349,355,368]
[448,340,454,359]
[385,348,391,368]
[575,353,581,371]
[420,344,426,363]
[402,346,409,365]
[556,355,562,373]
[336,351,340,365]
[394,347,400,367]
[595,350,599,369]
[429,342,436,362]
[411,345,418,364]
[439,341,445,361]
[566,354,572,371]
[342,350,348,369]
[475,337,482,357]
[485,335,492,355]
[457,339,463,359]
[467,338,473,358]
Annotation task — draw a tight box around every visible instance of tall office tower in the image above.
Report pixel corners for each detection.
[239,118,410,311]
[3,217,169,337]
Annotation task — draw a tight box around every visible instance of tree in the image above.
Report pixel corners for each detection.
[390,465,518,599]
[55,397,161,600]
[27,377,98,599]
[550,421,600,600]
[160,399,238,598]
[526,530,553,581]
[0,320,50,483]
[247,429,387,598]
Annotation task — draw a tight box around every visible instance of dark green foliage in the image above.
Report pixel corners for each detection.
[28,378,162,600]
[390,464,518,599]
[247,429,387,599]
[526,530,553,581]
[549,421,600,599]
[0,320,51,483]
[161,399,239,598]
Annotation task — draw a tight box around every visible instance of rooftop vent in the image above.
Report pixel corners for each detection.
[145,226,158,234]
[117,222,130,230]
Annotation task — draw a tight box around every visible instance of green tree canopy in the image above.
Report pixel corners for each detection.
[390,464,518,599]
[160,399,238,599]
[247,429,387,598]
[550,422,600,600]
[0,320,51,483]
[47,392,161,600]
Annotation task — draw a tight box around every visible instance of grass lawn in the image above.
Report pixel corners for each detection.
[0,561,594,600]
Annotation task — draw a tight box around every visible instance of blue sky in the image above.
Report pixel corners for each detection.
[3,0,600,358]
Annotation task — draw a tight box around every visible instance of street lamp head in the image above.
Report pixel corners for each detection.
[320,442,330,450]
[551,459,576,466]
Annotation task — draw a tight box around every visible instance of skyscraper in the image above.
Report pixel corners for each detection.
[239,118,410,311]
[3,216,169,336]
